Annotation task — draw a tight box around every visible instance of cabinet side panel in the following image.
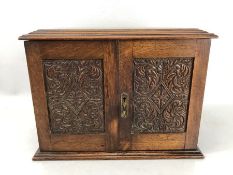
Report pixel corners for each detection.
[185,39,211,149]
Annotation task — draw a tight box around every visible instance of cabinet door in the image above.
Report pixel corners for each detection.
[118,40,210,150]
[25,41,118,152]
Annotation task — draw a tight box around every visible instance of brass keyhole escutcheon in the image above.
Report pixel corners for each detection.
[121,92,128,118]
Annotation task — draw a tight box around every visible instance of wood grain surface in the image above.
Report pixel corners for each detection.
[19,29,218,40]
[21,29,217,160]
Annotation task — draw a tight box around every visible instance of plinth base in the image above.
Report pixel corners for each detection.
[33,148,204,160]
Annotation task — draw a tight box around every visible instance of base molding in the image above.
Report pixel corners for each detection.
[33,148,204,160]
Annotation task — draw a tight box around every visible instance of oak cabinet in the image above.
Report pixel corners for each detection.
[19,29,217,160]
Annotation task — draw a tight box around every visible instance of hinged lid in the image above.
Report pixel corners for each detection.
[19,28,218,40]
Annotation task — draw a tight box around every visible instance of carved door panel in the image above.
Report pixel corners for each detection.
[118,40,196,150]
[25,41,118,152]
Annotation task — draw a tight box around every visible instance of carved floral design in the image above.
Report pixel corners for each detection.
[132,58,194,133]
[43,59,104,134]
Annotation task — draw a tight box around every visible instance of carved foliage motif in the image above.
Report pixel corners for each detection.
[43,59,104,134]
[132,58,194,133]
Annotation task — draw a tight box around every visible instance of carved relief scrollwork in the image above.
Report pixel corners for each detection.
[43,59,104,134]
[132,58,194,133]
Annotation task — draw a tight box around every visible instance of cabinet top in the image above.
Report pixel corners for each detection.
[19,28,218,40]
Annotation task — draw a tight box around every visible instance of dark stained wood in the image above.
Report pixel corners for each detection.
[118,41,133,150]
[20,29,217,160]
[33,148,204,160]
[132,57,193,133]
[133,40,196,57]
[103,41,119,152]
[24,41,113,152]
[131,133,185,150]
[43,59,105,135]
[19,29,218,40]
[50,134,105,151]
[120,40,196,151]
[25,41,51,151]
[38,41,103,58]
[185,39,211,149]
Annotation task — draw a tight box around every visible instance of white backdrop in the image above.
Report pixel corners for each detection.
[0,0,233,175]
[0,0,233,104]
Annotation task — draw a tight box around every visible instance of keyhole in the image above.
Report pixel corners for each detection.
[122,96,127,109]
[121,93,128,118]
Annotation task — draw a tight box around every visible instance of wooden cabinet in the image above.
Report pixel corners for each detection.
[19,29,217,160]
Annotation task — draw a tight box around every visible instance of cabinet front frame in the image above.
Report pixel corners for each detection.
[25,39,210,153]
